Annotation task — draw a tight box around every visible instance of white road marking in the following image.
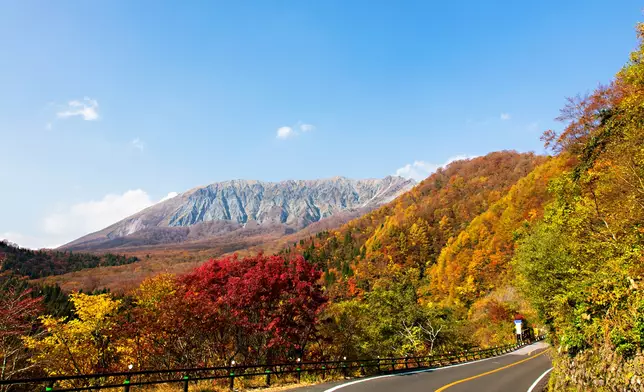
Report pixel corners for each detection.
[509,342,548,356]
[527,367,553,392]
[322,343,546,392]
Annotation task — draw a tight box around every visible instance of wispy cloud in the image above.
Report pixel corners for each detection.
[299,123,315,132]
[395,155,478,182]
[57,97,99,121]
[131,138,145,151]
[500,113,511,121]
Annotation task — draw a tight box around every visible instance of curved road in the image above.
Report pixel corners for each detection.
[295,342,552,392]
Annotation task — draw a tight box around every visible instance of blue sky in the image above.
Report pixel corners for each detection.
[1,1,642,248]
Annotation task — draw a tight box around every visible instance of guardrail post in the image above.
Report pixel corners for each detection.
[297,358,301,383]
[182,375,189,392]
[342,357,348,378]
[322,364,326,380]
[229,361,235,391]
[391,358,395,371]
[45,381,54,392]
[377,356,381,373]
[404,356,408,369]
[265,367,271,387]
[123,375,131,392]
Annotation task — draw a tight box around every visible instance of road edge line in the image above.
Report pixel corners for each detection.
[322,343,546,392]
[434,349,549,392]
[527,367,553,392]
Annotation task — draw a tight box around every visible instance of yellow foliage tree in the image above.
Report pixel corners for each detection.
[23,293,125,381]
[133,273,177,311]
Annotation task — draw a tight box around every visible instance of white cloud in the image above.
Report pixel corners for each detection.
[395,161,442,182]
[500,113,511,121]
[1,232,25,247]
[159,192,178,203]
[276,122,316,139]
[57,97,99,121]
[276,126,295,139]
[42,190,154,240]
[1,231,62,250]
[395,155,478,182]
[2,190,178,250]
[131,138,145,151]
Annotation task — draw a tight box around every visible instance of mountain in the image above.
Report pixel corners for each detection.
[62,176,415,251]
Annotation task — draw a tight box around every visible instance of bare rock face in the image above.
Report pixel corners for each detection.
[61,176,415,251]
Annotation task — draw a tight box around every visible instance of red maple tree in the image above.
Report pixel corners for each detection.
[182,253,327,363]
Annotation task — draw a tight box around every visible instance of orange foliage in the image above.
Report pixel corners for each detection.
[427,155,574,306]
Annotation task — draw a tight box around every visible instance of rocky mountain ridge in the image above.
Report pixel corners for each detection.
[62,176,415,251]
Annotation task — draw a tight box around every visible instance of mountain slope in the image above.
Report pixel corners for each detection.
[428,154,573,306]
[282,151,547,294]
[273,151,547,356]
[62,176,414,251]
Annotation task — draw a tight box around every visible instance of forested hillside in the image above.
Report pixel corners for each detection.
[0,240,139,278]
[281,151,545,295]
[278,151,555,356]
[513,24,644,390]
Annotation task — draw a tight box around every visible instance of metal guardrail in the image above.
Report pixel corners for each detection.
[0,336,545,391]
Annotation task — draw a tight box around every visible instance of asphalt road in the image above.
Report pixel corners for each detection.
[293,342,552,392]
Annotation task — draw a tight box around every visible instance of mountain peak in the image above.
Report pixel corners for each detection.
[61,175,415,251]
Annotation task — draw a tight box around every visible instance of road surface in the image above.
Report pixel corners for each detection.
[293,342,552,392]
